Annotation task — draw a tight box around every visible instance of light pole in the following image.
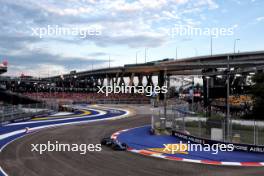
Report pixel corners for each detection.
[136,51,140,64]
[206,76,210,117]
[61,75,64,99]
[192,76,195,112]
[226,55,231,142]
[47,83,50,98]
[234,39,240,54]
[144,48,148,63]
[108,55,111,68]
[194,48,198,57]
[73,75,77,92]
[210,35,213,56]
[175,47,178,59]
[34,82,38,100]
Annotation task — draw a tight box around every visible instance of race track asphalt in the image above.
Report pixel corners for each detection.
[1,114,264,176]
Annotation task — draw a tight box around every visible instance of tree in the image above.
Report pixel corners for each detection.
[251,73,264,119]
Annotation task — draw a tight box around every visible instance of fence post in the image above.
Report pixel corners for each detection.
[222,120,226,142]
[0,113,3,124]
[151,108,154,130]
[254,120,257,145]
[198,115,202,137]
[256,121,259,145]
[173,107,176,130]
[230,119,233,143]
[182,112,185,132]
[11,106,14,121]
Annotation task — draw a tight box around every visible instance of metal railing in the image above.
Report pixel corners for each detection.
[93,99,150,105]
[152,103,264,145]
[0,102,58,125]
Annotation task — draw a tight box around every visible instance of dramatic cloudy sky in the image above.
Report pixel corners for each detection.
[0,0,263,77]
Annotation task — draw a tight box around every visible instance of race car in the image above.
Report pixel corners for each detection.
[101,137,128,151]
[101,137,114,146]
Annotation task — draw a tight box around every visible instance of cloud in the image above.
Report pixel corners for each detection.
[9,64,68,77]
[256,16,264,22]
[0,0,221,76]
[1,50,107,76]
[0,35,39,52]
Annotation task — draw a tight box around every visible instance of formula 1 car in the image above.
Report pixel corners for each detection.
[101,137,128,151]
[101,137,114,146]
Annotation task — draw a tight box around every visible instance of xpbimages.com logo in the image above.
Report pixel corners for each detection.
[97,84,168,96]
[31,25,102,39]
[161,141,234,155]
[31,141,102,155]
[167,24,237,38]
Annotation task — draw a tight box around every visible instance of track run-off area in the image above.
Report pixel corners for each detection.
[0,105,129,176]
[112,126,264,167]
[0,104,264,176]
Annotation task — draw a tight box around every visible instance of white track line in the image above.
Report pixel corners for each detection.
[6,108,106,126]
[0,107,130,176]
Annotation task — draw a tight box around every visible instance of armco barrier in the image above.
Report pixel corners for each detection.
[172,130,264,153]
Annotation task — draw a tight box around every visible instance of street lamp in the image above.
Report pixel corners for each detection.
[191,76,195,112]
[194,48,198,57]
[234,39,240,54]
[136,51,140,64]
[60,74,65,99]
[210,35,213,56]
[34,82,38,100]
[47,83,52,98]
[226,55,231,142]
[74,75,77,92]
[175,47,178,59]
[144,48,148,63]
[108,55,111,68]
[205,76,210,117]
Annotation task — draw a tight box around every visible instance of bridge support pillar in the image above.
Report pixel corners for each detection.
[119,73,125,86]
[129,73,135,86]
[114,73,119,86]
[106,75,111,86]
[99,77,104,87]
[146,74,154,87]
[158,71,165,100]
[137,75,143,87]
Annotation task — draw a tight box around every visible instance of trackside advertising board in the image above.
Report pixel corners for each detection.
[172,130,264,153]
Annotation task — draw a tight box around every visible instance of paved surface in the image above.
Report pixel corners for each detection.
[114,126,264,165]
[1,114,264,176]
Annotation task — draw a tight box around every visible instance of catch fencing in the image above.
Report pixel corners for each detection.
[152,103,264,145]
[0,102,58,125]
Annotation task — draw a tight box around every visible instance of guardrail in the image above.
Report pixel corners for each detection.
[43,98,151,105]
[93,99,150,104]
[0,103,58,125]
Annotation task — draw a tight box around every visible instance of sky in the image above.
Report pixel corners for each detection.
[0,0,263,77]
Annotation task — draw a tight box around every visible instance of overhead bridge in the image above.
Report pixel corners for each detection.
[42,51,264,90]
